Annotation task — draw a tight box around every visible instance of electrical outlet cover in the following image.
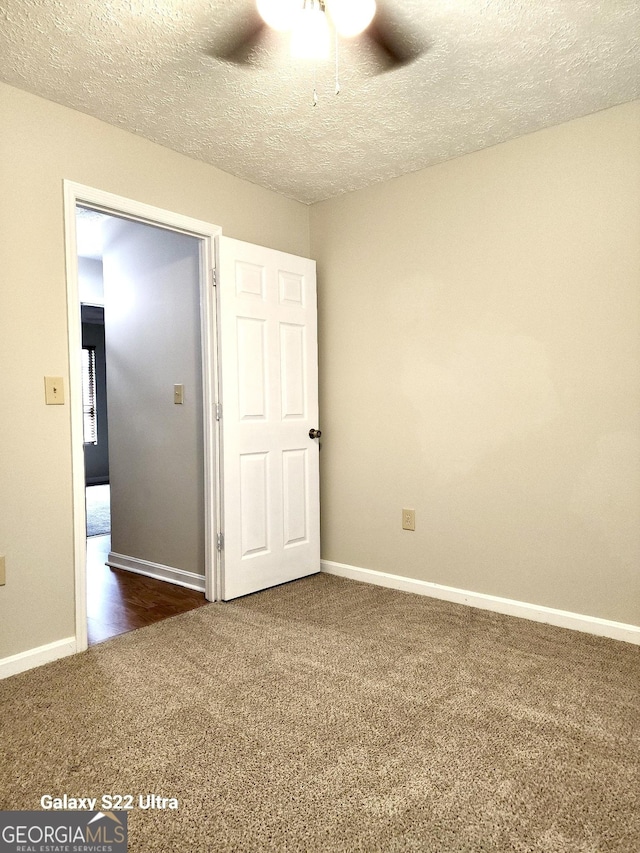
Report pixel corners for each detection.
[402,509,415,531]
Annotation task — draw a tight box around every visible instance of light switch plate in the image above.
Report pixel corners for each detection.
[174,384,184,405]
[44,376,65,405]
[0,555,5,585]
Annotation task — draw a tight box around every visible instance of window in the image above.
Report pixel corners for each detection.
[82,346,97,444]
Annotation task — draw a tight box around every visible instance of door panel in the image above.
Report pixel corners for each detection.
[218,237,320,600]
[283,449,308,546]
[240,451,269,557]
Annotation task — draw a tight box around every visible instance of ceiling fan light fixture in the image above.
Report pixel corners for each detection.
[326,0,376,38]
[290,0,331,60]
[256,0,299,32]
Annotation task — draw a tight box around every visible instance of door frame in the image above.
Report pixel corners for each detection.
[63,181,222,652]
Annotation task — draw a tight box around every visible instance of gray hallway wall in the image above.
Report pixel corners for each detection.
[102,217,205,577]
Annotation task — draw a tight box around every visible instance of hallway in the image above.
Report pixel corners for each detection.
[86,534,208,645]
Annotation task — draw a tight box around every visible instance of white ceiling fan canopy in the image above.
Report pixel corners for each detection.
[257,0,377,40]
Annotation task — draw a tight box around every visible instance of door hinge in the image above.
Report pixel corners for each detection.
[217,533,224,551]
[211,268,217,287]
[215,402,222,421]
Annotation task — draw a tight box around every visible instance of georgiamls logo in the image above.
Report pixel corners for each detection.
[0,809,128,852]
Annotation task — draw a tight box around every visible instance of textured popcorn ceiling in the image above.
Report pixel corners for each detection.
[0,0,639,204]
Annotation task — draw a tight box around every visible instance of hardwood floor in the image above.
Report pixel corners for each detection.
[86,535,209,646]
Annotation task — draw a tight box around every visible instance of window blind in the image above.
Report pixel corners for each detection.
[82,346,97,445]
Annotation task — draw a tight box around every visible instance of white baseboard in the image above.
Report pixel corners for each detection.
[107,552,206,592]
[321,560,640,646]
[0,637,77,680]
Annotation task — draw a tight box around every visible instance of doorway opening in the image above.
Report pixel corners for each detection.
[65,183,221,653]
[77,205,210,644]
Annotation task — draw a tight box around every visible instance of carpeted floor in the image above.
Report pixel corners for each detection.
[1,574,638,852]
[86,484,111,537]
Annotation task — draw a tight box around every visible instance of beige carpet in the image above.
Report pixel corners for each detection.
[1,574,638,852]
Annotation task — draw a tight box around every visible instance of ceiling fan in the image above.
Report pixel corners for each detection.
[213,0,427,74]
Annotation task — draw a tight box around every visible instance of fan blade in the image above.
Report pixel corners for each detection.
[207,12,267,66]
[364,5,428,72]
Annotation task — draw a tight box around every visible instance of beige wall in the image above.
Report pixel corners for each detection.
[0,81,310,659]
[1,79,638,665]
[310,101,640,626]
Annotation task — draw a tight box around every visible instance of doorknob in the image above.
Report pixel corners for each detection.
[309,428,322,439]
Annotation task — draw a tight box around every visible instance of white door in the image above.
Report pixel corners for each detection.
[218,237,320,600]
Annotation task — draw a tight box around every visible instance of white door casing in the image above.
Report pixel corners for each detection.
[64,182,220,652]
[217,237,320,600]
